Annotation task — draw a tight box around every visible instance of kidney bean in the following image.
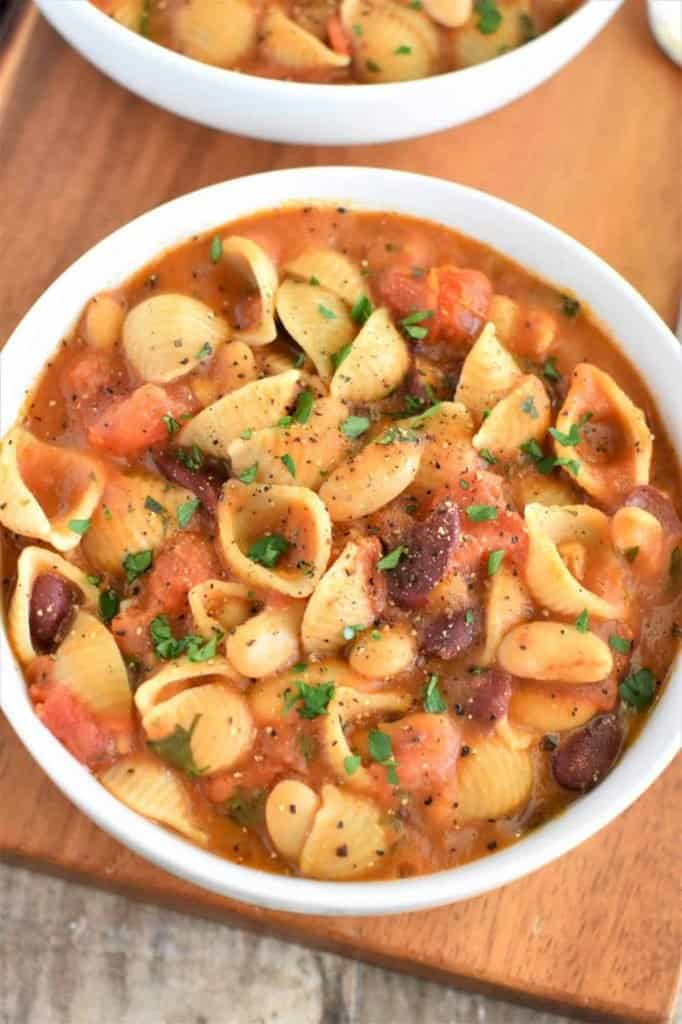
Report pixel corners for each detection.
[552,713,623,792]
[468,669,512,726]
[421,608,481,659]
[387,502,460,609]
[30,573,78,651]
[624,486,682,537]
[153,448,230,514]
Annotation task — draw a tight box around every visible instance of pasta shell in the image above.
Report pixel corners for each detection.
[142,683,255,775]
[301,537,383,654]
[524,503,626,619]
[100,754,207,845]
[510,682,604,732]
[52,609,132,722]
[227,395,350,490]
[174,0,256,67]
[495,717,535,751]
[275,281,355,381]
[261,6,351,68]
[341,0,439,83]
[226,602,305,678]
[454,323,522,423]
[135,656,240,719]
[488,294,520,345]
[320,685,413,791]
[405,400,476,499]
[479,560,533,667]
[82,470,195,576]
[190,340,258,408]
[330,308,409,403]
[552,364,653,508]
[188,580,252,638]
[511,467,578,510]
[122,294,229,384]
[299,784,386,879]
[610,506,664,576]
[178,369,302,458]
[348,622,417,679]
[283,249,366,307]
[0,428,105,552]
[422,0,472,27]
[221,236,278,345]
[318,433,421,521]
[84,293,126,351]
[473,374,551,462]
[266,780,320,862]
[454,0,531,67]
[217,481,332,598]
[248,658,374,725]
[497,621,613,683]
[8,546,100,665]
[455,737,532,822]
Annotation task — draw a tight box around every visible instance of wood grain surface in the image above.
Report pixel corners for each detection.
[0,1,680,1021]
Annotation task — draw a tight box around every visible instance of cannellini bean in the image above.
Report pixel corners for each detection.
[611,506,664,575]
[84,293,126,350]
[497,621,613,683]
[348,622,417,678]
[422,0,472,27]
[266,780,320,861]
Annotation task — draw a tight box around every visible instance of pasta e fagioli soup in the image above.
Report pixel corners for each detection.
[1,205,679,882]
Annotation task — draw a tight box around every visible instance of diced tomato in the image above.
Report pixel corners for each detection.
[203,723,304,804]
[110,604,156,661]
[375,267,438,338]
[433,266,492,345]
[31,681,121,768]
[146,532,221,615]
[327,12,351,55]
[232,294,262,331]
[61,348,122,402]
[87,383,194,455]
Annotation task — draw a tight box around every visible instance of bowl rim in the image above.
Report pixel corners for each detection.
[41,0,613,97]
[1,166,680,916]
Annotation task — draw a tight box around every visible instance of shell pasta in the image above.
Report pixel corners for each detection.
[1,204,679,882]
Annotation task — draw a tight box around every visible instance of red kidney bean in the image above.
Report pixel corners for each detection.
[468,669,512,726]
[153,448,230,514]
[386,502,460,609]
[624,486,682,537]
[29,573,78,651]
[552,713,623,792]
[421,608,481,659]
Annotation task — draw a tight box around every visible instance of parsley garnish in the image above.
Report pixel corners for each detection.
[284,681,335,719]
[619,667,655,710]
[239,463,259,484]
[466,504,497,522]
[549,422,581,446]
[123,549,153,583]
[144,495,166,518]
[521,395,539,419]
[68,518,91,536]
[162,414,180,435]
[344,754,362,775]
[368,729,398,785]
[148,715,205,776]
[479,448,497,465]
[377,545,406,571]
[239,428,253,440]
[475,0,502,34]
[149,615,222,662]
[423,674,447,714]
[99,589,120,623]
[222,788,266,827]
[293,389,314,424]
[177,445,203,471]
[331,344,352,371]
[196,342,213,360]
[575,609,589,632]
[394,44,411,54]
[376,426,419,445]
[247,533,289,568]
[400,309,433,340]
[280,454,296,478]
[293,351,305,368]
[177,498,200,528]
[487,549,505,576]
[542,357,561,381]
[319,304,336,320]
[210,235,223,264]
[560,294,581,318]
[609,634,630,655]
[366,60,381,72]
[340,415,370,439]
[86,574,101,587]
[309,275,320,286]
[350,295,373,325]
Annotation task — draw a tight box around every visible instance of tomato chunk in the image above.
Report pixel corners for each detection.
[87,383,193,455]
[30,676,120,768]
[433,266,492,345]
[327,12,350,55]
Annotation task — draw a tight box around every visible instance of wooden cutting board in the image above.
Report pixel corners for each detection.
[1,2,680,1020]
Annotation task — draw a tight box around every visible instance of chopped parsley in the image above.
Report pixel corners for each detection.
[209,235,223,264]
[293,351,305,368]
[239,427,253,440]
[247,533,289,568]
[149,615,223,663]
[123,549,153,583]
[331,344,352,371]
[475,0,502,34]
[609,634,630,655]
[86,574,101,587]
[624,546,640,563]
[350,294,373,325]
[309,275,320,286]
[619,667,655,710]
[68,518,91,536]
[177,445,203,471]
[239,463,259,484]
[148,715,205,776]
[144,496,166,517]
[340,415,370,439]
[368,729,398,785]
[542,357,561,381]
[280,453,296,478]
[376,426,419,445]
[575,609,589,632]
[284,680,335,719]
[344,754,362,775]
[352,23,363,36]
[163,413,181,435]
[196,342,213,361]
[177,497,200,528]
[549,422,581,447]
[318,303,336,320]
[222,788,267,827]
[400,309,433,340]
[521,395,539,419]
[521,438,579,476]
[377,545,406,571]
[99,588,120,623]
[423,674,447,714]
[560,294,581,318]
[487,549,505,576]
[466,504,497,522]
[293,389,314,424]
[366,60,381,72]
[478,447,497,465]
[394,44,412,54]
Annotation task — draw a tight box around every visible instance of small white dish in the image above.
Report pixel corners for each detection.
[33,0,623,145]
[1,167,680,916]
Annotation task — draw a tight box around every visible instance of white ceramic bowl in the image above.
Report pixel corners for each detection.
[1,168,680,915]
[34,0,623,145]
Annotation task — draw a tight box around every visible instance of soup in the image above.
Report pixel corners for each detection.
[1,206,679,881]
[90,0,582,84]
